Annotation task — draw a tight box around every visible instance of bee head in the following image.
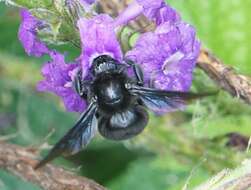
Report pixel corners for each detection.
[92,55,119,75]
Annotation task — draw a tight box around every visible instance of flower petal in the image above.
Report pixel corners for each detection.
[18,9,49,57]
[126,21,200,91]
[114,0,180,26]
[80,0,96,5]
[37,51,86,112]
[78,14,123,78]
[113,1,144,27]
[137,0,180,25]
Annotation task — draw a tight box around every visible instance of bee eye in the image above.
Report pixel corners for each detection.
[125,83,132,90]
[93,58,103,66]
[93,55,113,65]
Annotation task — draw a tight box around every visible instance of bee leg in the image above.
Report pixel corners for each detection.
[123,59,144,86]
[149,76,156,88]
[73,70,90,99]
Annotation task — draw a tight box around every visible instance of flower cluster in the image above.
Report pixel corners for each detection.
[18,0,200,112]
[19,10,49,57]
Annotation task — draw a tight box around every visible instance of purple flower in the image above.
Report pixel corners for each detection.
[19,0,200,113]
[113,0,200,91]
[18,9,87,112]
[81,0,96,4]
[37,51,86,112]
[78,14,123,78]
[114,0,180,26]
[126,21,200,91]
[141,0,180,25]
[77,10,199,92]
[18,9,49,57]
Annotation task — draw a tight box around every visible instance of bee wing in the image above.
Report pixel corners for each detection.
[35,102,97,169]
[129,85,215,114]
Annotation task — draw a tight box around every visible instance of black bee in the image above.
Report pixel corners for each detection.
[35,55,212,169]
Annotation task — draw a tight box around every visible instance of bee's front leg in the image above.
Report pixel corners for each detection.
[73,70,90,99]
[123,58,144,86]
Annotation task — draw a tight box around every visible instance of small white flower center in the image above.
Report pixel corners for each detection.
[162,51,184,75]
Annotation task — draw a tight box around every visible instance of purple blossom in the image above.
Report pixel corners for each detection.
[37,51,86,112]
[126,22,200,91]
[114,0,200,91]
[114,0,180,26]
[77,10,199,92]
[137,0,180,25]
[81,0,96,4]
[78,14,123,78]
[18,0,200,113]
[18,9,49,57]
[18,9,87,112]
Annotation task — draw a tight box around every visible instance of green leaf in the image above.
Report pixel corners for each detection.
[53,0,64,14]
[107,156,212,190]
[0,0,53,9]
[0,170,42,190]
[107,158,176,190]
[30,8,63,43]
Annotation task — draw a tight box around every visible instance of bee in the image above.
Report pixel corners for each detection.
[35,55,213,169]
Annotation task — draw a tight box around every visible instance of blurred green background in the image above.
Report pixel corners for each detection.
[1,0,251,190]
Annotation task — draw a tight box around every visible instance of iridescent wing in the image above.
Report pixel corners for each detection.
[129,85,215,114]
[35,102,97,169]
